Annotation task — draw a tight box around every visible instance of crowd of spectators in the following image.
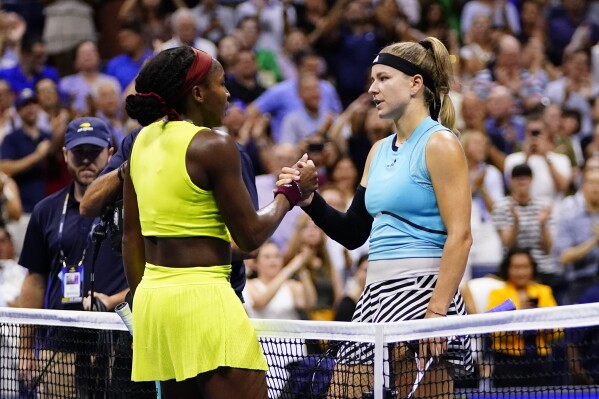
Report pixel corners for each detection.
[1,0,599,387]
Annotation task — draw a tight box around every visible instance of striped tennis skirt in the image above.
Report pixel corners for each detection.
[337,259,473,376]
[131,263,268,382]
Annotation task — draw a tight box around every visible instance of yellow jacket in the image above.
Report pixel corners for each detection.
[487,282,562,356]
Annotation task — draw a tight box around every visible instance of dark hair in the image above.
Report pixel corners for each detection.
[293,48,319,68]
[562,107,582,128]
[119,18,145,35]
[511,163,533,178]
[125,47,197,126]
[21,35,44,54]
[498,247,538,281]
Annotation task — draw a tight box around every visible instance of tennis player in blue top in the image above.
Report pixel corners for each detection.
[279,37,473,398]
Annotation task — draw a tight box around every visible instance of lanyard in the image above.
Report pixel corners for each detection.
[58,192,92,267]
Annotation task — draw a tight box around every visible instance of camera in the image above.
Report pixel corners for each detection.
[308,142,325,152]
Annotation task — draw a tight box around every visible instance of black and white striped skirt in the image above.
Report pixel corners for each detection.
[337,259,473,376]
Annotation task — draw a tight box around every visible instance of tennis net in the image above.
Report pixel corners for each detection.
[2,304,599,398]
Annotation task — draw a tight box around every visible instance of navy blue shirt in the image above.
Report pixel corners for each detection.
[1,128,52,213]
[19,183,128,310]
[102,128,258,301]
[0,64,60,94]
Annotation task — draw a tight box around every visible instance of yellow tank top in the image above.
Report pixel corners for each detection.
[129,120,230,241]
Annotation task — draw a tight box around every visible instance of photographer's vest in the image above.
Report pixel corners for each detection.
[129,120,230,242]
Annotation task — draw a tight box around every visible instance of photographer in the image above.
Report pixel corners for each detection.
[18,118,131,397]
[504,113,572,204]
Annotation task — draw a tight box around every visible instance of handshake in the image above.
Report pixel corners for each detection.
[274,153,319,209]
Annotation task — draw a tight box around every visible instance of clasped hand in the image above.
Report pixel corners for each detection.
[276,154,318,206]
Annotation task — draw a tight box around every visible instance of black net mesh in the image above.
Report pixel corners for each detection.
[2,314,599,398]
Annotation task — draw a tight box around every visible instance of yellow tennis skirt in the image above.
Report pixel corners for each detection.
[131,263,268,382]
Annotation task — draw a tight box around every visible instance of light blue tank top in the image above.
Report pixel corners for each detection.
[366,117,454,261]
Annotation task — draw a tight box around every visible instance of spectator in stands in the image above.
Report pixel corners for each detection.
[278,29,310,81]
[518,0,546,43]
[547,0,599,66]
[0,79,18,143]
[460,0,521,39]
[459,13,494,79]
[191,0,235,44]
[326,94,377,171]
[90,79,126,147]
[0,226,25,307]
[217,34,243,74]
[255,143,303,252]
[235,0,297,55]
[248,48,342,143]
[0,11,26,71]
[310,0,394,107]
[545,49,595,136]
[554,108,584,182]
[492,163,564,303]
[118,0,185,46]
[566,282,599,385]
[0,36,59,95]
[471,34,544,113]
[226,48,266,106]
[284,214,343,321]
[17,117,127,397]
[293,0,328,37]
[0,88,52,253]
[41,0,96,76]
[584,124,599,161]
[484,85,526,158]
[487,247,560,388]
[521,36,558,89]
[161,8,217,57]
[244,241,316,320]
[320,184,364,283]
[504,113,572,203]
[327,155,358,205]
[35,78,69,138]
[417,2,459,59]
[0,171,22,226]
[0,224,25,398]
[59,40,122,116]
[462,130,504,279]
[280,74,334,146]
[334,254,367,322]
[105,20,154,92]
[555,166,599,304]
[233,16,283,87]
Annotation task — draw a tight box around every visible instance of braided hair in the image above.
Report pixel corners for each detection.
[125,47,196,126]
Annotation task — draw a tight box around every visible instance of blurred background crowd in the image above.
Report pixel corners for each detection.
[0,0,599,329]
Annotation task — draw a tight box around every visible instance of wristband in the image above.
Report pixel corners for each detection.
[274,181,302,210]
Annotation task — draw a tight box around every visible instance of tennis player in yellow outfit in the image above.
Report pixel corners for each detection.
[122,46,318,398]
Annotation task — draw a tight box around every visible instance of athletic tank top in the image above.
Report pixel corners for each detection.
[366,117,454,260]
[129,120,230,241]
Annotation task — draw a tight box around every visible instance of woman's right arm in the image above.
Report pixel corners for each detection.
[122,162,145,296]
[191,131,317,252]
[278,141,383,250]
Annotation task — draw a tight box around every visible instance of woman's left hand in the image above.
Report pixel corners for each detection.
[418,336,448,370]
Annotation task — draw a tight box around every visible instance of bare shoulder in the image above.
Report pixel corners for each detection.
[187,128,239,166]
[427,130,464,160]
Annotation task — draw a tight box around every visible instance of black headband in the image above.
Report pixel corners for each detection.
[372,52,436,93]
